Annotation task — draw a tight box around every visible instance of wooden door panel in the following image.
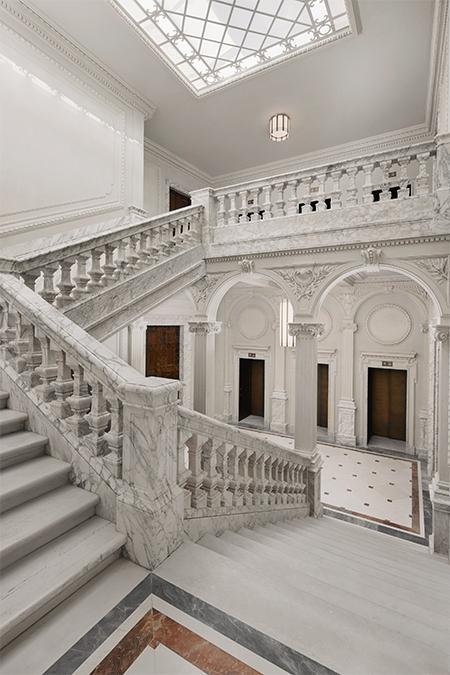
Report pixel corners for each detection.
[239,359,265,420]
[251,360,265,417]
[368,368,406,442]
[317,364,329,428]
[239,359,251,421]
[146,326,180,379]
[169,188,191,211]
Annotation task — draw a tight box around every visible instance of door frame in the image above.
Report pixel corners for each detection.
[361,352,417,451]
[233,346,271,428]
[318,349,337,441]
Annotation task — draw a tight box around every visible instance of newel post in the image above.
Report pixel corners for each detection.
[190,187,215,245]
[116,377,184,569]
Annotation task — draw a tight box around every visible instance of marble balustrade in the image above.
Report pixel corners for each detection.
[204,144,435,228]
[0,205,203,312]
[177,407,310,513]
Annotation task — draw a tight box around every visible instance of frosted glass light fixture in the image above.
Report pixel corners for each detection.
[270,113,290,142]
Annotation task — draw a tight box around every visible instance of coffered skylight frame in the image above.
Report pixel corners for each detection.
[110,0,357,97]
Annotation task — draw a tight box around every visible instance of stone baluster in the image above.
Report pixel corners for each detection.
[330,169,342,209]
[24,321,42,386]
[35,332,57,401]
[126,236,140,273]
[51,349,73,418]
[273,182,285,217]
[145,228,160,263]
[238,190,249,223]
[228,192,239,225]
[39,265,58,305]
[113,239,128,280]
[397,157,411,199]
[55,259,75,308]
[177,428,193,509]
[248,189,260,222]
[261,184,272,220]
[216,194,226,227]
[227,445,243,507]
[87,249,104,291]
[362,162,375,204]
[254,454,266,505]
[217,442,232,506]
[0,301,16,359]
[71,254,90,300]
[85,381,111,455]
[186,433,207,508]
[101,243,116,286]
[378,160,392,201]
[66,364,91,436]
[22,270,40,292]
[247,451,257,504]
[345,166,358,206]
[12,312,31,373]
[238,448,251,506]
[286,179,299,216]
[316,173,327,211]
[416,152,431,195]
[173,219,186,249]
[300,177,312,213]
[203,438,221,507]
[158,224,171,256]
[104,395,123,478]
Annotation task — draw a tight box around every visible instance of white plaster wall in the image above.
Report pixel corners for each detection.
[0,24,144,247]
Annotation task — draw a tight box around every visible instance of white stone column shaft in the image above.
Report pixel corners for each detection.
[188,321,221,414]
[336,320,357,445]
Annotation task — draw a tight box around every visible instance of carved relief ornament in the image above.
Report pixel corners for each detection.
[288,323,324,339]
[278,265,335,302]
[188,321,222,335]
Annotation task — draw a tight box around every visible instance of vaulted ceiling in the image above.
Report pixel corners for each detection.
[28,0,437,177]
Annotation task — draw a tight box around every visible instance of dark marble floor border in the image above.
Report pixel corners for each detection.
[323,507,428,546]
[44,571,337,675]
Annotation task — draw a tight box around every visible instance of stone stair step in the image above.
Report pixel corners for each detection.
[0,516,126,649]
[0,485,99,569]
[0,456,71,513]
[155,541,447,675]
[0,430,47,469]
[0,410,28,436]
[0,391,8,410]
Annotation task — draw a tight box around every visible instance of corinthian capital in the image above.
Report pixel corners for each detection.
[433,325,450,343]
[288,322,324,339]
[188,321,222,335]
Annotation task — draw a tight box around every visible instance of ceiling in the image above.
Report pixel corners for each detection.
[27,0,436,177]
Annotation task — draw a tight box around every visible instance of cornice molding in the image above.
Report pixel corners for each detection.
[144,138,210,186]
[205,234,450,264]
[426,0,449,133]
[0,0,157,119]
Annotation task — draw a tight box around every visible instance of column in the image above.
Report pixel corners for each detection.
[188,320,221,414]
[271,315,288,434]
[289,321,323,517]
[222,320,233,422]
[336,319,358,445]
[430,324,450,557]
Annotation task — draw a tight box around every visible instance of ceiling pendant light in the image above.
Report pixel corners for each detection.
[269,113,290,142]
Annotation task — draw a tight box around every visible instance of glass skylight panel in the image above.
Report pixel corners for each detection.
[112,0,354,95]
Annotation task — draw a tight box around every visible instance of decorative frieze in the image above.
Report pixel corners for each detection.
[278,265,335,302]
[188,321,222,335]
[288,322,324,339]
[238,258,255,274]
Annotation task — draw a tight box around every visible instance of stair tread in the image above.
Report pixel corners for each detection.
[0,431,47,467]
[0,410,27,435]
[155,541,448,675]
[0,485,99,565]
[0,456,70,495]
[0,517,126,636]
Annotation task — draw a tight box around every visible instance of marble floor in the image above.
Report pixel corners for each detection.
[242,429,424,537]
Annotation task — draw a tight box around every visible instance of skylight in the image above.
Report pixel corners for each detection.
[112,0,355,96]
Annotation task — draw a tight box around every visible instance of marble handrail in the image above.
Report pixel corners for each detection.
[0,205,203,312]
[0,273,180,474]
[177,406,309,511]
[196,142,435,228]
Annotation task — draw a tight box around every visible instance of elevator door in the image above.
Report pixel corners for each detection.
[317,363,329,429]
[368,367,407,441]
[239,358,265,421]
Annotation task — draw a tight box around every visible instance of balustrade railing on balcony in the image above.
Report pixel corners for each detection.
[177,407,310,514]
[208,143,435,228]
[0,205,202,310]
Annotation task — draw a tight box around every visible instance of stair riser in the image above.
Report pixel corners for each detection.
[0,549,121,650]
[0,502,98,569]
[0,418,26,436]
[0,397,8,410]
[0,470,70,514]
[0,444,46,470]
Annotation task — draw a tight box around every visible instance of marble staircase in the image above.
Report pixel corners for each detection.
[155,516,450,675]
[0,390,126,650]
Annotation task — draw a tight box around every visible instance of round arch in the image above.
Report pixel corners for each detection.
[310,261,447,320]
[206,270,297,321]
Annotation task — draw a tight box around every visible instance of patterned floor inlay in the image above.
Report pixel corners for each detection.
[242,429,423,537]
[90,609,259,675]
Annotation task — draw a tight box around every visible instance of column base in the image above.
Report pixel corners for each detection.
[336,399,357,446]
[430,477,450,558]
